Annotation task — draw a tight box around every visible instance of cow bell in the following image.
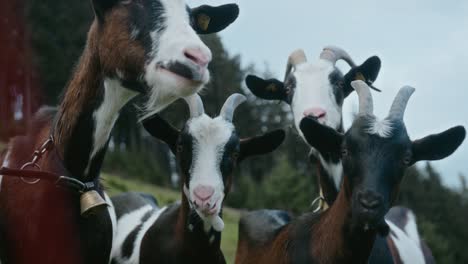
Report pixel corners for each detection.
[80,190,108,217]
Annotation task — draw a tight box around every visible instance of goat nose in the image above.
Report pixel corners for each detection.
[193,185,215,202]
[303,108,326,119]
[184,47,211,67]
[358,190,382,209]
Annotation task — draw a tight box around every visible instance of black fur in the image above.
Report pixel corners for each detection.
[190,4,239,34]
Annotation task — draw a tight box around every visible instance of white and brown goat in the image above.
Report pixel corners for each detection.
[0,1,239,263]
[110,94,285,264]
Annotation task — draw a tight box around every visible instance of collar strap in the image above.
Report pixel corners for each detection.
[0,167,95,193]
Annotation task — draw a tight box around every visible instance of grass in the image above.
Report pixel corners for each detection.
[102,174,240,264]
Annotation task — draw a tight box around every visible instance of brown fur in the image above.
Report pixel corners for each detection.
[53,24,102,154]
[236,177,377,264]
[0,6,144,264]
[54,7,145,155]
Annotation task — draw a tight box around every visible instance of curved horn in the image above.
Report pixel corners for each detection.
[387,86,415,121]
[351,80,374,116]
[184,94,205,118]
[220,93,247,122]
[284,49,307,80]
[320,45,356,68]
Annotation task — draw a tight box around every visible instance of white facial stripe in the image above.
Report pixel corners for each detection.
[366,117,393,138]
[141,0,211,120]
[292,60,342,140]
[0,146,12,191]
[187,115,233,217]
[112,206,168,264]
[386,220,426,264]
[85,79,137,175]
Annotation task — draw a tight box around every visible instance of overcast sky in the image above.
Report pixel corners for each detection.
[189,0,468,187]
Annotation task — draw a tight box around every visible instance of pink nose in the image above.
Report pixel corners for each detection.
[193,185,215,208]
[184,47,211,67]
[303,107,326,119]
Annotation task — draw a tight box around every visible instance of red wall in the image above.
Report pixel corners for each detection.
[0,1,41,139]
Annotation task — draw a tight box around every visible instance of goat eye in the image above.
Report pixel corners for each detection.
[177,144,183,153]
[341,148,348,157]
[403,153,412,165]
[232,152,239,160]
[337,81,344,88]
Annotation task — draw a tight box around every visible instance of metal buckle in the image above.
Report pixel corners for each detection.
[19,136,54,185]
[311,196,325,213]
[20,162,41,184]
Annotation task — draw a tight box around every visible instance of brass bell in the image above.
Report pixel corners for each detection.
[80,190,108,217]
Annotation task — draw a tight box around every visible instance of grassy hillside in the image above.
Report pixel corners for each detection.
[103,174,240,264]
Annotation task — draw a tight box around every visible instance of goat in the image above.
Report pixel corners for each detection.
[110,94,285,263]
[0,1,239,263]
[246,47,381,205]
[245,47,435,262]
[235,80,465,263]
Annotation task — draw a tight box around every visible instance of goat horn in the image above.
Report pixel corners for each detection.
[220,93,247,122]
[351,80,374,116]
[184,94,205,118]
[284,49,307,80]
[320,45,356,68]
[388,86,415,121]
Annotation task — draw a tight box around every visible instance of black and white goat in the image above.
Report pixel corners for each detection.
[110,94,285,264]
[246,46,381,204]
[235,80,465,264]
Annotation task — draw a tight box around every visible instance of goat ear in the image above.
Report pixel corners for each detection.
[91,0,119,21]
[190,4,239,34]
[245,75,289,103]
[142,115,180,154]
[411,126,465,165]
[343,56,382,98]
[239,129,286,162]
[299,117,343,155]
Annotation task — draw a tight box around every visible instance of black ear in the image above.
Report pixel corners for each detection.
[142,115,180,154]
[91,0,119,21]
[239,129,286,162]
[343,56,382,98]
[245,75,288,103]
[411,126,465,164]
[190,4,239,34]
[299,117,343,155]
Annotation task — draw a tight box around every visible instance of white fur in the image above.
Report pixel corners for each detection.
[85,79,137,175]
[317,153,343,190]
[0,146,12,192]
[105,193,117,264]
[366,118,393,138]
[113,206,168,264]
[111,205,153,263]
[386,220,426,264]
[292,60,343,140]
[402,210,421,246]
[141,0,211,120]
[186,115,233,227]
